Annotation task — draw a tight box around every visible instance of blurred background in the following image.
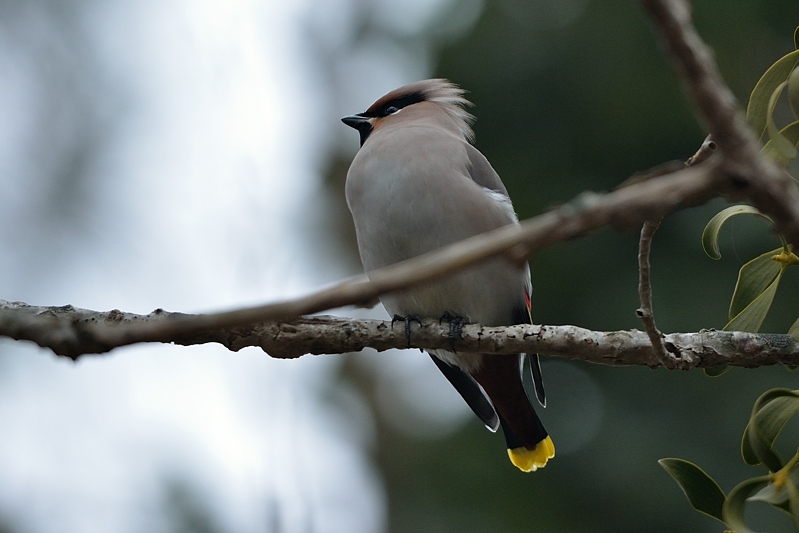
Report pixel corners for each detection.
[0,0,797,532]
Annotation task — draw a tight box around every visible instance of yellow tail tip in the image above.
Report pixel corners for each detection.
[508,436,555,472]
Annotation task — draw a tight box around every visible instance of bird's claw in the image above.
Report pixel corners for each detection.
[391,314,422,348]
[439,311,469,352]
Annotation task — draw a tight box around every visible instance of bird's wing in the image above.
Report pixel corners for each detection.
[527,354,546,408]
[513,286,547,408]
[464,143,510,198]
[429,354,500,432]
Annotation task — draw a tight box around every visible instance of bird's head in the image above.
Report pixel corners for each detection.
[341,78,475,147]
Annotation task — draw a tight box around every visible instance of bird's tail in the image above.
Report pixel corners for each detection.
[471,354,555,472]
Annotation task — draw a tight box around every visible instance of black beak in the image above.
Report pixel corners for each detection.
[341,114,373,146]
[341,114,370,128]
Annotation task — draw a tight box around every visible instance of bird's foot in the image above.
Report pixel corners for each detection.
[391,314,422,348]
[439,311,469,352]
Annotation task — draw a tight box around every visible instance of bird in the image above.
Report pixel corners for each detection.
[341,79,554,472]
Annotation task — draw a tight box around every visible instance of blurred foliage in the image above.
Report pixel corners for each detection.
[326,1,799,533]
[0,518,14,533]
[662,388,799,533]
[161,478,224,533]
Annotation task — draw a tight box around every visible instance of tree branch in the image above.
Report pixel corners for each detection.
[3,300,798,369]
[1,160,723,357]
[640,0,799,246]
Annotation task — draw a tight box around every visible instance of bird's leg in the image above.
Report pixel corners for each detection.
[439,311,469,352]
[391,314,422,348]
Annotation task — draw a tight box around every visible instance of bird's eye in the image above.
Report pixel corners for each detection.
[384,106,399,115]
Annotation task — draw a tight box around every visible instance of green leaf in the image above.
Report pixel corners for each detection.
[746,417,785,474]
[659,458,727,522]
[742,389,799,470]
[725,267,784,334]
[746,466,799,516]
[763,120,799,165]
[749,481,788,505]
[704,365,730,377]
[765,82,798,160]
[788,477,799,532]
[747,49,799,140]
[702,205,771,260]
[724,476,771,533]
[789,67,799,120]
[753,466,799,511]
[742,396,799,466]
[789,316,799,341]
[752,388,799,422]
[728,248,784,322]
[746,467,799,515]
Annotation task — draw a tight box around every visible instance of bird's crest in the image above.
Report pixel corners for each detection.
[366,79,475,142]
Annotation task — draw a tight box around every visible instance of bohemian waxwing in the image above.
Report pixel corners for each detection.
[342,79,554,472]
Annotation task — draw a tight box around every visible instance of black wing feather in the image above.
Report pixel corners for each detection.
[528,354,546,407]
[430,354,499,432]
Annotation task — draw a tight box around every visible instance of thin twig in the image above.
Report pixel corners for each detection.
[636,218,669,364]
[686,134,718,166]
[635,135,718,366]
